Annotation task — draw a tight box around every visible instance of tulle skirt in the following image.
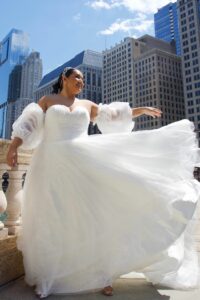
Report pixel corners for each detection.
[17,119,200,296]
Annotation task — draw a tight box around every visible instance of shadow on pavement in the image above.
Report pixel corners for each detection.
[0,277,170,300]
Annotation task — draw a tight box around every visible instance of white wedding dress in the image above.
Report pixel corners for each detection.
[11,100,200,297]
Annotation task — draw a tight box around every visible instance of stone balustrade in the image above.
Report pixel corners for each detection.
[0,139,33,237]
[0,139,33,285]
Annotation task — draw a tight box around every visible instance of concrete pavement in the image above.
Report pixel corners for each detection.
[0,276,200,300]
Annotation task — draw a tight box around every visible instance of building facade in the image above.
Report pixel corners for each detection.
[177,0,200,140]
[5,51,42,139]
[154,2,181,55]
[20,51,42,100]
[0,29,29,138]
[103,35,184,130]
[7,65,22,103]
[134,48,185,130]
[102,37,138,106]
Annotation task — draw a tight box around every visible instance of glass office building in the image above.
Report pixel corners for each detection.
[0,29,29,138]
[154,2,181,55]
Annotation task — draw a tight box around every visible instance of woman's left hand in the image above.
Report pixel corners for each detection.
[143,107,162,118]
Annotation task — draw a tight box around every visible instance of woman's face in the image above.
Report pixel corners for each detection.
[63,69,84,95]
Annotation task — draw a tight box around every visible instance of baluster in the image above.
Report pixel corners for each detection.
[0,168,8,239]
[4,168,25,235]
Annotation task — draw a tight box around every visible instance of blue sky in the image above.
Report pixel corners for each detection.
[1,0,175,75]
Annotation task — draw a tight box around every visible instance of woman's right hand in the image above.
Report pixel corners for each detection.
[6,145,18,167]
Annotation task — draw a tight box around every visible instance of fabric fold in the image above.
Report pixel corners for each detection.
[11,102,45,150]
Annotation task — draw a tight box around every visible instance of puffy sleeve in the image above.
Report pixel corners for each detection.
[93,101,135,134]
[11,102,45,150]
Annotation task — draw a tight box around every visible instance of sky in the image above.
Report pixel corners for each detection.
[1,0,176,75]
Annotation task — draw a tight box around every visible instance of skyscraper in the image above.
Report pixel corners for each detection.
[20,51,42,100]
[177,0,200,141]
[154,2,181,55]
[134,37,185,130]
[102,37,136,107]
[0,29,29,137]
[5,51,43,139]
[103,35,185,130]
[7,65,22,103]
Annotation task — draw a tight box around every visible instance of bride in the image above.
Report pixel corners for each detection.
[6,67,200,298]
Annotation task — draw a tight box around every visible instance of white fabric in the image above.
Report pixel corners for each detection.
[12,102,200,297]
[93,101,135,133]
[11,102,45,150]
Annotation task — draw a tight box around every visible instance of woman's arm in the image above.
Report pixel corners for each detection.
[8,97,47,151]
[90,101,162,120]
[90,102,99,122]
[132,107,162,118]
[89,101,134,133]
[7,137,23,167]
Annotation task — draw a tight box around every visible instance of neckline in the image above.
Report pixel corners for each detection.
[45,104,90,119]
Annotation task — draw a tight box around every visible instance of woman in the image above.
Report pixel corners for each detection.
[6,67,200,298]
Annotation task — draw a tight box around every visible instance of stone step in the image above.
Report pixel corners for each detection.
[0,235,24,286]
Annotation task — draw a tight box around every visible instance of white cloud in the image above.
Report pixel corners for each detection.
[99,14,153,36]
[73,13,81,21]
[88,0,176,14]
[87,0,118,9]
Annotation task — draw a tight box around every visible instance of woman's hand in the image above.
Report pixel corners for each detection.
[143,107,162,118]
[6,145,18,168]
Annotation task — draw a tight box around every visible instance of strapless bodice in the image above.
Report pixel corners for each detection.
[43,105,90,142]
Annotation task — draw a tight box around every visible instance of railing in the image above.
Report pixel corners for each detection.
[0,139,33,238]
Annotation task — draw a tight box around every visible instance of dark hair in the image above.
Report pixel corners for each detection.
[51,67,76,94]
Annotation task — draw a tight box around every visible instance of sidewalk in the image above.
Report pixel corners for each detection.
[0,276,200,300]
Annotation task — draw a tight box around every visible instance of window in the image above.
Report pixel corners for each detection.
[87,72,91,85]
[195,82,200,89]
[92,73,96,86]
[0,38,9,65]
[186,84,192,91]
[188,8,194,15]
[184,54,190,61]
[191,44,197,50]
[194,67,199,73]
[189,22,195,29]
[191,37,196,43]
[180,12,186,19]
[193,59,199,66]
[190,29,196,36]
[185,62,190,68]
[192,52,198,58]
[183,47,189,53]
[183,40,188,46]
[194,74,200,80]
[187,92,193,98]
[98,76,101,87]
[181,26,187,32]
[188,108,194,114]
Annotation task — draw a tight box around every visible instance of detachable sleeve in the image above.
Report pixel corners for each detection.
[93,102,135,134]
[11,102,45,150]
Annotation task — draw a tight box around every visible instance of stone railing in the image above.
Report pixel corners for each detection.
[0,139,33,237]
[0,139,33,286]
